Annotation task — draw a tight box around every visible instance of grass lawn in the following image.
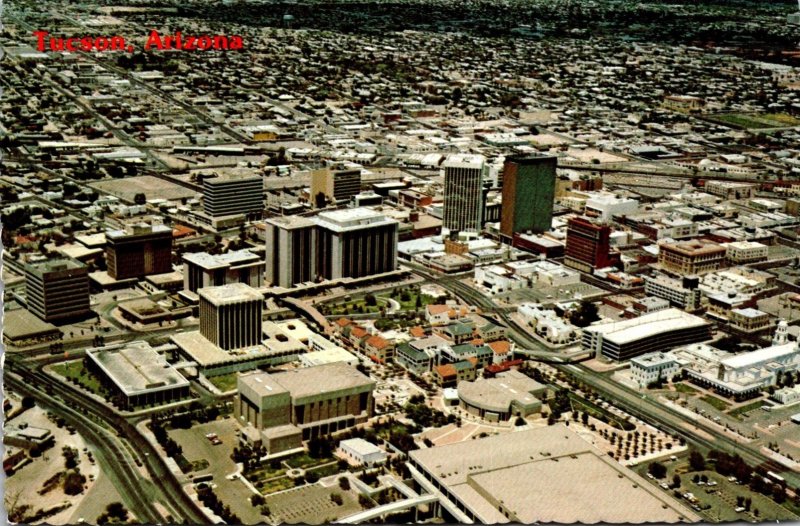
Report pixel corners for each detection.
[307,462,341,478]
[700,395,732,412]
[208,373,239,392]
[260,476,295,495]
[727,400,766,420]
[52,360,110,397]
[710,113,800,130]
[674,383,701,395]
[284,453,335,470]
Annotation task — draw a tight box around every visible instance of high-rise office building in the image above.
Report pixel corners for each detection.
[313,208,398,280]
[198,283,263,350]
[183,249,265,295]
[25,258,91,323]
[264,216,318,288]
[311,168,361,207]
[564,216,618,273]
[500,155,557,240]
[203,174,263,218]
[106,223,173,280]
[442,154,486,234]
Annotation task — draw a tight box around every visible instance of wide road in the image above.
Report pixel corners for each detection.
[5,357,213,524]
[402,261,800,488]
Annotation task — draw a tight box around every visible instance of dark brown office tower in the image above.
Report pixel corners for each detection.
[106,223,173,280]
[500,155,557,241]
[564,216,618,273]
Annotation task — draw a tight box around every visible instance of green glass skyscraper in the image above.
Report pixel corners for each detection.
[500,155,557,240]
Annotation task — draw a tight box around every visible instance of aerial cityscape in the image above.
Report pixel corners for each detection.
[3,0,800,524]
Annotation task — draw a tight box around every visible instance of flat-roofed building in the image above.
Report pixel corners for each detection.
[183,249,264,297]
[106,223,173,280]
[457,369,545,422]
[704,181,757,200]
[25,258,91,324]
[313,208,398,280]
[86,341,190,409]
[407,424,699,524]
[235,362,375,452]
[338,438,387,467]
[630,351,680,388]
[311,168,362,206]
[264,215,317,288]
[658,240,726,275]
[2,309,61,346]
[442,154,486,234]
[500,155,557,240]
[644,273,702,311]
[203,174,263,218]
[565,216,618,273]
[199,283,263,350]
[725,241,769,264]
[729,308,771,333]
[583,308,712,361]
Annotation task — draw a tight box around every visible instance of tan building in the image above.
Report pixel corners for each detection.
[198,283,263,351]
[235,362,375,453]
[311,168,361,206]
[729,308,772,334]
[658,240,726,275]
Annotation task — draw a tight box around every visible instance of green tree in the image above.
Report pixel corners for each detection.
[133,193,147,205]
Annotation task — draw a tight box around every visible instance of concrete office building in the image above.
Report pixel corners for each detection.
[500,155,557,241]
[313,208,398,280]
[659,240,726,275]
[442,154,486,234]
[182,249,264,297]
[86,341,190,409]
[25,258,91,323]
[644,273,702,311]
[264,215,318,287]
[199,283,263,350]
[564,216,618,272]
[235,362,375,452]
[311,168,362,206]
[582,308,712,361]
[106,223,173,280]
[407,424,699,524]
[203,174,263,218]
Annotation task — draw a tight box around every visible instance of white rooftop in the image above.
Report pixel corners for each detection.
[586,308,708,345]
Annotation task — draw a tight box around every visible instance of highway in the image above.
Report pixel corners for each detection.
[401,261,800,488]
[5,356,213,525]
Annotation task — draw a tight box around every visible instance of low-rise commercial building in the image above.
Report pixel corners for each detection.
[86,341,190,409]
[658,240,726,275]
[338,438,387,467]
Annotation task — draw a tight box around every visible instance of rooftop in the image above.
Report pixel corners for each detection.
[457,370,545,413]
[442,153,486,170]
[586,308,709,345]
[198,283,264,306]
[183,249,261,270]
[409,424,698,524]
[86,341,189,396]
